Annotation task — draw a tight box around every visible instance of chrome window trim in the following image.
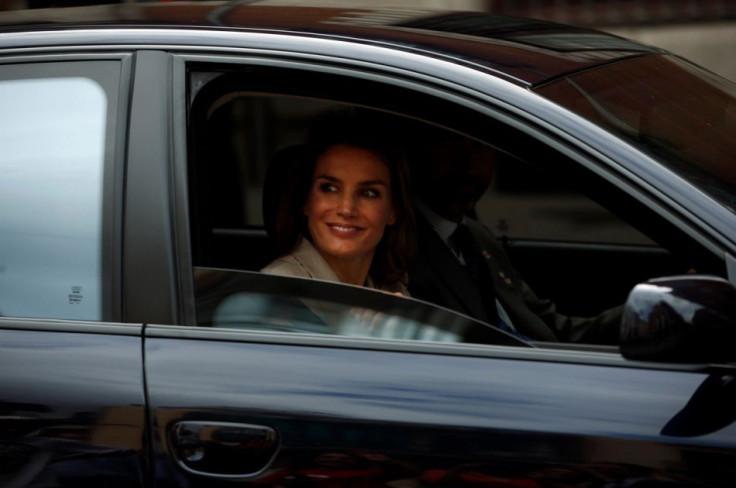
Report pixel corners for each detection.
[0,50,135,64]
[0,316,143,336]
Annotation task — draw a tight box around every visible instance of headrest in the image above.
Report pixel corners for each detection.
[262,144,311,239]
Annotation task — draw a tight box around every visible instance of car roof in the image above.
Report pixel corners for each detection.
[0,1,662,86]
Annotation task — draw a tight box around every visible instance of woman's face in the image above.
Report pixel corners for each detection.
[303,144,397,268]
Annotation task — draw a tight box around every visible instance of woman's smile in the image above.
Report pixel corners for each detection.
[328,223,364,234]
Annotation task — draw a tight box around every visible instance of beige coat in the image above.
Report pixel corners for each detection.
[261,238,408,295]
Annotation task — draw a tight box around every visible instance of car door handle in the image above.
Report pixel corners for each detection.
[170,421,279,479]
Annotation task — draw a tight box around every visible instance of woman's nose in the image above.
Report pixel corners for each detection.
[337,194,357,216]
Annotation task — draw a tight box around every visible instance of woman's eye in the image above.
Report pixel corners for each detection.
[362,188,380,198]
[318,182,338,193]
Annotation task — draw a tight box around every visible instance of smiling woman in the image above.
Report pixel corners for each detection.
[261,109,416,294]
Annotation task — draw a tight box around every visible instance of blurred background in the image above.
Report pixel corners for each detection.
[1,0,735,82]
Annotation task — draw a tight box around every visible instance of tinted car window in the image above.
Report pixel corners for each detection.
[476,151,655,245]
[536,54,736,212]
[0,62,120,320]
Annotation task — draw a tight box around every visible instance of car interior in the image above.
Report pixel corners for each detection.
[185,64,726,344]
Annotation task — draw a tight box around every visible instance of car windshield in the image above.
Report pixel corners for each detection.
[534,54,736,213]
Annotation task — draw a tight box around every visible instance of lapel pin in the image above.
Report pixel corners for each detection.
[499,271,513,286]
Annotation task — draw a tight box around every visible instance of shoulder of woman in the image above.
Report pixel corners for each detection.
[261,255,311,278]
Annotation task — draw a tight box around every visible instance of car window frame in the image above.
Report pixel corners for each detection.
[170,47,730,348]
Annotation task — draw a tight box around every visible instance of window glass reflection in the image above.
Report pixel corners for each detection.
[195,268,527,347]
[535,55,736,211]
[0,77,106,320]
[213,292,463,342]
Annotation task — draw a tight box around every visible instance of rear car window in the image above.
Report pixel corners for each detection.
[0,62,120,321]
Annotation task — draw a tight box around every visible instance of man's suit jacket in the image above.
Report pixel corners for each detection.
[408,215,621,343]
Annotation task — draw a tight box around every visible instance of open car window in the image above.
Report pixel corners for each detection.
[184,62,726,346]
[193,268,528,347]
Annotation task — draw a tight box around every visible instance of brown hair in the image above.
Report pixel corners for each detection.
[269,108,416,287]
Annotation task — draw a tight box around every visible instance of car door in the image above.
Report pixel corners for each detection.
[0,54,148,486]
[136,41,736,487]
[145,271,736,488]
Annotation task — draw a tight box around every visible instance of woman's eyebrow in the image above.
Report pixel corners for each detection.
[358,179,389,187]
[315,174,389,187]
[314,174,340,182]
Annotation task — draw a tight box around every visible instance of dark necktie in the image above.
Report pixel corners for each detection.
[450,224,500,322]
[450,224,529,341]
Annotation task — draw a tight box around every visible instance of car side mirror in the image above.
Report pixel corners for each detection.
[620,275,736,363]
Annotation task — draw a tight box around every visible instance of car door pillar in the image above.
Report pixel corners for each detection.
[124,50,178,325]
